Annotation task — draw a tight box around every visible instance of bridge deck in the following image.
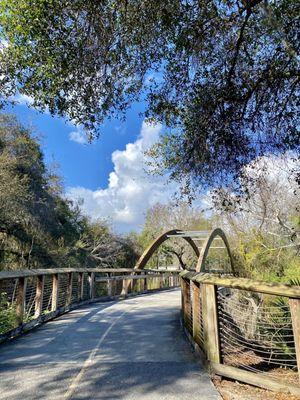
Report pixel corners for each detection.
[0,289,220,399]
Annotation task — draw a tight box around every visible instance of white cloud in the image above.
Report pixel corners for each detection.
[67,121,178,232]
[0,39,8,52]
[69,130,87,145]
[10,93,35,106]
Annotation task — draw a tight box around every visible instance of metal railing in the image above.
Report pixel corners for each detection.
[0,268,180,342]
[180,270,300,396]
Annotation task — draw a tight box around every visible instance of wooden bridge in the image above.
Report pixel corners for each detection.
[0,229,299,398]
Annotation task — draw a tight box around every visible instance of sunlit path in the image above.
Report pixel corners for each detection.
[0,289,220,400]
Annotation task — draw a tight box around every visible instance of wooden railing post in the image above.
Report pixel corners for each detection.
[66,272,73,306]
[191,281,201,344]
[78,272,84,301]
[170,274,174,287]
[128,277,133,293]
[181,278,188,326]
[121,277,128,297]
[107,274,113,297]
[88,272,95,300]
[51,274,59,312]
[139,277,144,292]
[290,298,300,382]
[111,275,116,297]
[15,277,27,325]
[202,283,221,363]
[159,275,163,289]
[34,275,45,318]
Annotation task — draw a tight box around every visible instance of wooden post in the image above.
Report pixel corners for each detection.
[51,274,59,312]
[144,277,148,292]
[78,272,84,301]
[66,272,73,306]
[88,272,95,299]
[203,283,221,363]
[289,298,300,382]
[110,275,116,297]
[121,278,128,297]
[15,277,27,325]
[107,277,113,297]
[139,277,144,293]
[181,278,188,326]
[170,274,174,287]
[128,278,133,293]
[34,275,45,318]
[160,275,164,289]
[200,284,207,356]
[191,281,201,345]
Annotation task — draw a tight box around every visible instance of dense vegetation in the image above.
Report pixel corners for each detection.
[0,114,139,270]
[0,0,299,194]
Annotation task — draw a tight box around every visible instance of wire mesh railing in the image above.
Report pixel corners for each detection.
[180,270,300,396]
[0,268,180,342]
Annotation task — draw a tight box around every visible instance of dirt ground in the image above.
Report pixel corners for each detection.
[213,378,300,400]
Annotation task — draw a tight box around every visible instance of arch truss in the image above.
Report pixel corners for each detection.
[134,228,234,274]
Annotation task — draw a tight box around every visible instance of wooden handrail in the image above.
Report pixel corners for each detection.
[95,273,175,282]
[0,268,181,280]
[180,271,300,298]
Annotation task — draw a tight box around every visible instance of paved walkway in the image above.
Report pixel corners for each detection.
[0,289,220,399]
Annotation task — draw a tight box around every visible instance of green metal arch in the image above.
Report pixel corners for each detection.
[195,228,234,274]
[134,229,200,270]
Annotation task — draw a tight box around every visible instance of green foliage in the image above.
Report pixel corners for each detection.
[259,295,297,361]
[0,292,17,333]
[0,0,298,191]
[231,232,300,283]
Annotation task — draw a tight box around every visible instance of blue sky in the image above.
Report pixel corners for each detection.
[6,100,143,190]
[4,96,177,233]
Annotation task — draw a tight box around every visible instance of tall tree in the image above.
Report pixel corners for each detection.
[0,0,299,191]
[78,221,140,269]
[0,114,86,268]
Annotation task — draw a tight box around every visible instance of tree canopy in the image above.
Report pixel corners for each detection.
[0,0,299,191]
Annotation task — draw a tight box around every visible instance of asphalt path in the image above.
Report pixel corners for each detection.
[0,289,220,399]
